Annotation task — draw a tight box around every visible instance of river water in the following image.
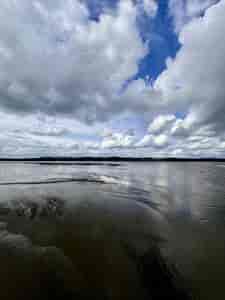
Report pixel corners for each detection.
[0,161,225,299]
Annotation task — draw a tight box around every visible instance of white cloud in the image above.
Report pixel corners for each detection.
[135,134,152,147]
[169,0,218,32]
[219,141,225,149]
[156,0,225,134]
[134,109,225,156]
[171,119,190,137]
[171,148,183,156]
[0,0,224,157]
[152,134,169,147]
[0,0,147,122]
[101,130,137,149]
[148,114,175,134]
[142,0,158,17]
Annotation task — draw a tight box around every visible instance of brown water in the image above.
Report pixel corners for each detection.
[0,161,225,299]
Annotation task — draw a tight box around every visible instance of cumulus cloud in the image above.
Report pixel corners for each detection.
[148,114,175,134]
[169,0,218,32]
[155,0,225,136]
[142,0,158,17]
[134,108,225,156]
[135,134,152,147]
[170,119,190,137]
[0,0,147,122]
[101,129,137,149]
[0,110,104,157]
[152,134,169,147]
[0,0,225,157]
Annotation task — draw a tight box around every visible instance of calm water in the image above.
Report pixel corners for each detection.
[0,161,225,299]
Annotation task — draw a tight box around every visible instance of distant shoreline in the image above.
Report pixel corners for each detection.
[0,157,224,162]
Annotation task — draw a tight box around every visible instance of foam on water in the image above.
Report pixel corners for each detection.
[98,175,130,186]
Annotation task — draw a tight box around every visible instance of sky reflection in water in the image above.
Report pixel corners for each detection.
[0,162,225,299]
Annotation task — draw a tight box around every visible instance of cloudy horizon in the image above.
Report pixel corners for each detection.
[0,0,225,157]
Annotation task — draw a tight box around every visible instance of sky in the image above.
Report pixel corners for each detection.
[0,0,224,157]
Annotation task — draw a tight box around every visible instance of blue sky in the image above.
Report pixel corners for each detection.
[87,0,181,82]
[136,0,181,80]
[0,0,224,157]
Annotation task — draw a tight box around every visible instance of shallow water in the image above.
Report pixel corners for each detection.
[0,161,225,299]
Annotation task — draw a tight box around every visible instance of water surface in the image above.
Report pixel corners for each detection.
[0,161,225,299]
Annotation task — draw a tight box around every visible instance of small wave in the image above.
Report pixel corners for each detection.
[0,174,130,186]
[0,178,74,185]
[216,164,225,168]
[98,175,130,186]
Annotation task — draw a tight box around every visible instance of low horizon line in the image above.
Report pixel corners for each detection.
[0,156,224,161]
